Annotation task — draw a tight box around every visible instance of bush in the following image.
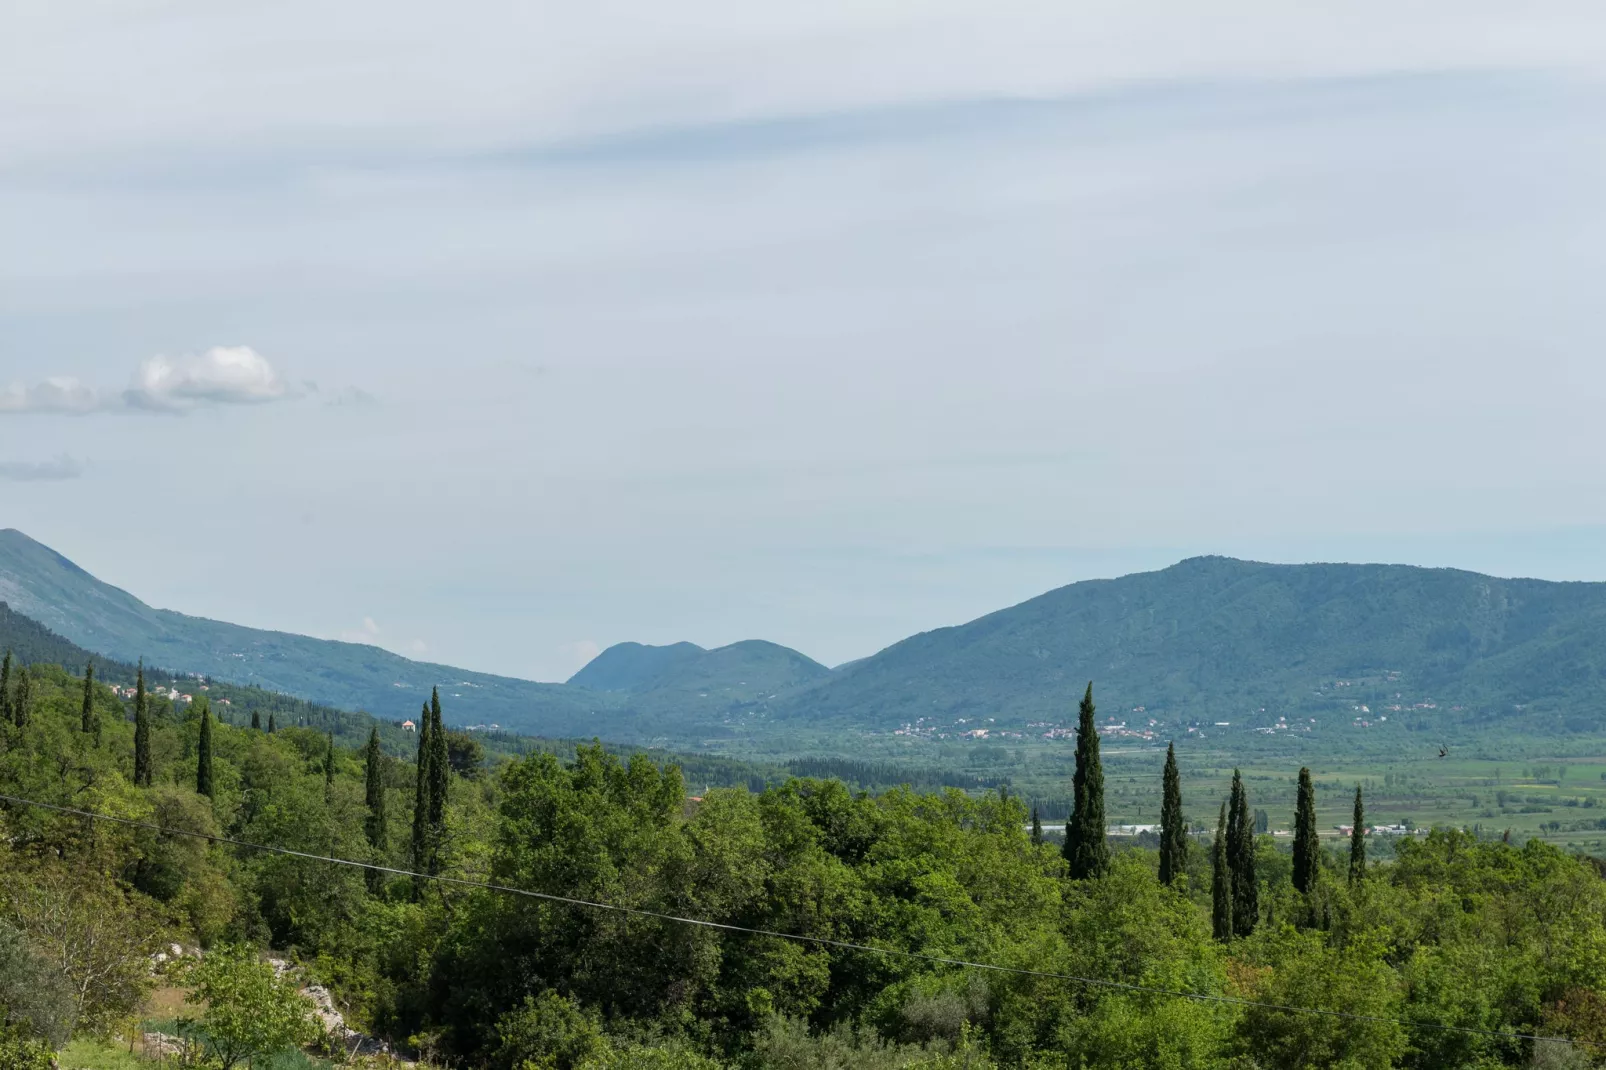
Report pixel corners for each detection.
[494,992,609,1070]
[0,919,75,1047]
[184,944,319,1070]
[0,1029,53,1070]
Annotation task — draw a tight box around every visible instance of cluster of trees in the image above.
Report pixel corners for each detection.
[2,663,1606,1068]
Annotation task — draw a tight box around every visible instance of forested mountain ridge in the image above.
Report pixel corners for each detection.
[0,528,610,733]
[770,555,1606,732]
[12,526,1606,745]
[0,599,428,756]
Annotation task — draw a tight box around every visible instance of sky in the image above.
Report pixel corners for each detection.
[4,2,1606,681]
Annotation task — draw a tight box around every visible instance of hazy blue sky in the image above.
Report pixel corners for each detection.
[4,2,1606,680]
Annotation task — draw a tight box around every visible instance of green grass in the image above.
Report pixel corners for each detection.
[57,1039,144,1070]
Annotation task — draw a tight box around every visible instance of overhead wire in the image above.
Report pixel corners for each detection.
[0,790,1563,1047]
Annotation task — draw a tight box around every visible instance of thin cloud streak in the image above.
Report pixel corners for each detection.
[0,455,83,481]
[1,346,300,415]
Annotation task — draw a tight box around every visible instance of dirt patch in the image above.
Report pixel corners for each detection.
[144,985,193,1019]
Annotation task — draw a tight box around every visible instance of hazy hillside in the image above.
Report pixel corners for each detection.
[773,556,1606,733]
[0,529,613,734]
[571,639,829,704]
[568,641,707,691]
[12,525,1606,746]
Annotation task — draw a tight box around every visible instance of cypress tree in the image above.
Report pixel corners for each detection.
[1062,682,1109,880]
[133,663,152,787]
[251,709,261,731]
[81,662,97,739]
[1292,766,1319,896]
[411,700,432,888]
[196,701,215,799]
[365,726,388,890]
[426,688,449,869]
[1159,741,1187,885]
[325,732,336,789]
[267,711,276,734]
[12,667,30,728]
[1211,801,1232,941]
[0,650,9,723]
[1349,785,1367,885]
[1227,769,1258,937]
[1031,806,1043,847]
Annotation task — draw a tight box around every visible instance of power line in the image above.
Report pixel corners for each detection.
[0,790,1559,1047]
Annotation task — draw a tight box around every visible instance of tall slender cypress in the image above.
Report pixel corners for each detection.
[133,663,152,787]
[251,709,261,731]
[12,668,30,728]
[325,732,337,789]
[1031,807,1043,847]
[1211,801,1233,941]
[81,662,97,739]
[0,650,11,723]
[411,700,433,888]
[426,688,449,871]
[267,712,276,734]
[1292,767,1319,896]
[1062,682,1110,880]
[365,727,388,890]
[1227,769,1257,937]
[1159,742,1187,885]
[1349,785,1367,885]
[196,701,215,799]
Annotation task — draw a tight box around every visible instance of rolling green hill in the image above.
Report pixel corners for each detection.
[0,599,423,753]
[772,556,1606,734]
[567,641,707,691]
[0,528,614,735]
[571,639,830,706]
[11,525,1606,749]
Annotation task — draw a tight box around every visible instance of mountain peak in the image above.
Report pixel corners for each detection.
[567,641,707,691]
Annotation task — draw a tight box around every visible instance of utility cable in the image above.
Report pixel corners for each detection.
[0,790,1563,1047]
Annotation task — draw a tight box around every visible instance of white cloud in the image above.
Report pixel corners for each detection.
[0,378,100,414]
[2,1,1604,173]
[0,454,83,481]
[1,346,301,415]
[124,346,291,410]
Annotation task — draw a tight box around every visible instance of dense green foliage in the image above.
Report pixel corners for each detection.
[1063,684,1109,881]
[1350,787,1367,885]
[183,944,318,1069]
[1293,768,1318,897]
[1212,803,1232,942]
[1160,742,1187,886]
[2,654,1606,1066]
[1228,771,1258,939]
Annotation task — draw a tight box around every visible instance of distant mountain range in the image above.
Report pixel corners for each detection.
[4,528,1606,744]
[0,528,608,734]
[767,556,1606,734]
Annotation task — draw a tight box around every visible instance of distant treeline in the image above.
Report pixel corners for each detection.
[784,757,1002,792]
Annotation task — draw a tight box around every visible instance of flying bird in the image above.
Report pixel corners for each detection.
[1438,745,1449,759]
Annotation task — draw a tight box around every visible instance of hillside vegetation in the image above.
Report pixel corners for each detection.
[11,529,1606,750]
[0,529,609,734]
[772,556,1606,734]
[0,659,1603,1068]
